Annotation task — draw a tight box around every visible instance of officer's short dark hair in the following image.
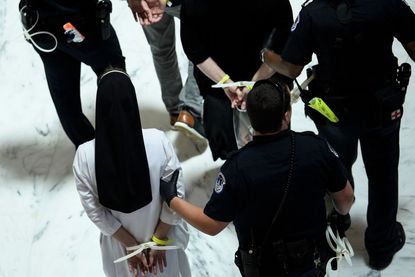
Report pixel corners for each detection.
[246,79,291,133]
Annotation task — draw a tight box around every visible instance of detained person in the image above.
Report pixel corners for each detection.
[72,71,190,277]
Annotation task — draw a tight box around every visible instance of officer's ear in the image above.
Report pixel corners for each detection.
[283,109,292,127]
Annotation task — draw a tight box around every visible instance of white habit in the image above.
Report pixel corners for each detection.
[73,128,191,277]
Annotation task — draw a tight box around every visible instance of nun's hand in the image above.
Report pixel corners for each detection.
[148,249,167,274]
[160,169,180,206]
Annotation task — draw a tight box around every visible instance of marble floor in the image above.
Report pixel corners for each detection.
[1,0,415,276]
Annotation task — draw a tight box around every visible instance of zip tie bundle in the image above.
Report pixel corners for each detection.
[20,6,58,53]
[325,225,354,277]
[113,241,180,263]
[291,74,315,103]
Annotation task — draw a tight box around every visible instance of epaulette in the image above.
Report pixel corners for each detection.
[302,0,314,7]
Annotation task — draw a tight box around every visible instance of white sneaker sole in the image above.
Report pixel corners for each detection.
[174,122,206,141]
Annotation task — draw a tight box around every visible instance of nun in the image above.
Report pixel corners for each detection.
[72,69,191,277]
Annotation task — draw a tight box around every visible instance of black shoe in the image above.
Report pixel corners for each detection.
[174,109,206,141]
[368,222,405,270]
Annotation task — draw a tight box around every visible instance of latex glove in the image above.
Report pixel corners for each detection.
[328,208,351,237]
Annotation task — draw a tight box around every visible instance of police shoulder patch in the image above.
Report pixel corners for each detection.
[214,172,226,194]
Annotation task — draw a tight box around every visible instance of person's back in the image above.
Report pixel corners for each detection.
[285,0,411,90]
[74,128,189,276]
[158,79,353,277]
[204,128,348,275]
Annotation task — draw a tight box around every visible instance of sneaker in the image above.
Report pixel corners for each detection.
[368,222,406,270]
[174,109,206,141]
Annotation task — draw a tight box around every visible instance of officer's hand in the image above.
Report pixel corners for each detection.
[327,208,351,237]
[160,169,180,206]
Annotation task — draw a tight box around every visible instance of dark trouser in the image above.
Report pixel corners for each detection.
[314,112,401,257]
[34,25,125,147]
[237,238,329,277]
[203,92,238,160]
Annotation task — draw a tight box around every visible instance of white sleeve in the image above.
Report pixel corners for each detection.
[73,148,122,236]
[159,134,185,226]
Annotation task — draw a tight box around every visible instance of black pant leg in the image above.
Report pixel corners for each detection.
[360,120,401,255]
[59,25,126,76]
[314,122,359,188]
[36,48,95,147]
[203,93,237,161]
[34,25,125,147]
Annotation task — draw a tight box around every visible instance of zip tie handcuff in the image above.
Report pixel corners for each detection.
[324,225,354,277]
[113,241,180,263]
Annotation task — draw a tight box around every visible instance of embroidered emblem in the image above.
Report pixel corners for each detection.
[327,142,339,158]
[215,172,226,194]
[391,109,402,120]
[291,14,300,32]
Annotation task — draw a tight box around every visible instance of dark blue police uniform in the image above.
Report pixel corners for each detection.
[280,0,415,265]
[204,130,348,276]
[20,0,125,147]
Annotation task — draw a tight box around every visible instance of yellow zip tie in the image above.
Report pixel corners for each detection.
[151,235,173,246]
[163,0,173,7]
[308,97,339,123]
[246,85,254,91]
[218,74,230,84]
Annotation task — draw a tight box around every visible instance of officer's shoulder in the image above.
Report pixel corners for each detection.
[225,147,247,162]
[301,0,314,8]
[295,131,326,143]
[301,0,321,11]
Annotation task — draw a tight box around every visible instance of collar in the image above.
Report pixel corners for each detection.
[252,129,291,144]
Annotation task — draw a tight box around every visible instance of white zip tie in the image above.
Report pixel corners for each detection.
[211,81,256,88]
[98,69,130,83]
[114,241,180,263]
[324,225,354,277]
[20,6,58,53]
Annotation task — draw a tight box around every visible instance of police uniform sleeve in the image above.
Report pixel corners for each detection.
[281,8,314,66]
[180,0,211,65]
[266,0,294,54]
[203,162,240,222]
[392,0,415,44]
[321,140,348,193]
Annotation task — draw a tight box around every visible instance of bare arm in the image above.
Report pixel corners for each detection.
[330,180,354,215]
[252,62,276,81]
[112,226,138,247]
[263,49,304,79]
[197,57,243,107]
[197,57,232,83]
[169,197,229,236]
[404,41,415,62]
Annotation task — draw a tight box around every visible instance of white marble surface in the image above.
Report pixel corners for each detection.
[0,0,414,276]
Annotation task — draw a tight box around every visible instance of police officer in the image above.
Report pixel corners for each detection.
[159,80,354,276]
[19,0,126,148]
[264,0,415,270]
